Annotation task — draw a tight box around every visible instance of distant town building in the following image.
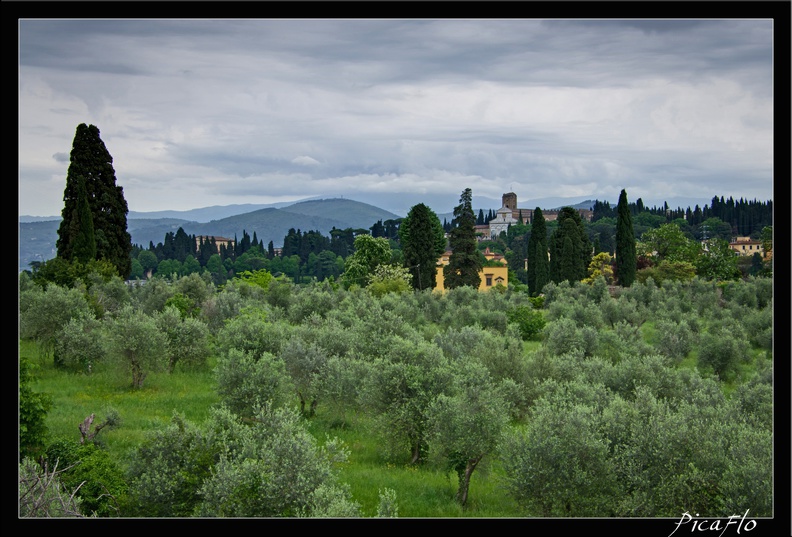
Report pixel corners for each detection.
[195,235,234,254]
[435,247,508,292]
[728,236,765,257]
[484,192,594,240]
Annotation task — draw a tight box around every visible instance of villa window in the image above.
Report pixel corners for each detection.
[486,275,493,286]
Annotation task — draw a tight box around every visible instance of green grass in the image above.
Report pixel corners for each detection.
[21,339,523,517]
[22,339,220,465]
[304,411,523,517]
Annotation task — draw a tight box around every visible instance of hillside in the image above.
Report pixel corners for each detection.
[19,198,400,272]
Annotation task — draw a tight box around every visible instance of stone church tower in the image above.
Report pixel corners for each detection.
[502,192,517,211]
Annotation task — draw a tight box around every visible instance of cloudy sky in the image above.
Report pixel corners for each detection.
[19,18,774,217]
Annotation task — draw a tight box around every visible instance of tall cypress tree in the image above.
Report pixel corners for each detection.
[548,207,591,284]
[444,188,482,290]
[615,189,637,287]
[399,203,447,290]
[558,228,578,284]
[527,207,549,295]
[68,175,96,264]
[56,123,132,277]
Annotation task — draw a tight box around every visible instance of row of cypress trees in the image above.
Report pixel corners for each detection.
[524,188,637,295]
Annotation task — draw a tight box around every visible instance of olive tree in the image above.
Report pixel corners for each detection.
[426,362,509,506]
[196,405,358,517]
[214,349,294,418]
[103,305,168,389]
[19,283,92,362]
[155,305,211,372]
[499,380,619,517]
[52,311,106,373]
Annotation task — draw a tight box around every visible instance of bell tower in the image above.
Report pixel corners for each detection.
[502,192,517,210]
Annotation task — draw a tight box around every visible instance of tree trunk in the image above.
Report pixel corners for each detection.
[456,456,482,506]
[410,442,421,464]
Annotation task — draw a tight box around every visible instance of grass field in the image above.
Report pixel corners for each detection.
[21,339,525,518]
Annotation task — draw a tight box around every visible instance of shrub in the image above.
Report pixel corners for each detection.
[125,412,219,517]
[653,319,695,363]
[507,305,546,340]
[19,457,84,517]
[19,357,52,460]
[697,330,749,381]
[44,440,128,517]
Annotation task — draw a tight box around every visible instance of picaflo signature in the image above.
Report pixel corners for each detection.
[669,510,757,537]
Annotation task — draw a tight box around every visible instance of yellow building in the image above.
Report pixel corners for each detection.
[435,247,508,292]
[728,236,765,258]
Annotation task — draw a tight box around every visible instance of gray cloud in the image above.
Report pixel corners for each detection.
[19,18,774,217]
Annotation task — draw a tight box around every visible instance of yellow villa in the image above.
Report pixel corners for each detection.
[435,247,508,292]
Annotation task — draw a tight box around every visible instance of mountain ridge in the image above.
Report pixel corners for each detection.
[19,198,400,272]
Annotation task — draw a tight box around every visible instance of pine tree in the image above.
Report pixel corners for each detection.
[56,123,132,277]
[615,189,637,287]
[444,188,482,290]
[399,203,447,290]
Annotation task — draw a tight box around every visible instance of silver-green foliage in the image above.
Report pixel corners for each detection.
[19,284,92,359]
[653,319,696,363]
[19,457,86,518]
[52,311,106,372]
[125,413,219,517]
[214,349,293,417]
[196,405,357,517]
[104,305,169,388]
[426,362,509,506]
[214,307,290,359]
[155,306,211,372]
[500,381,619,516]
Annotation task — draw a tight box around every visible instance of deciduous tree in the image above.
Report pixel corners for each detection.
[341,234,393,289]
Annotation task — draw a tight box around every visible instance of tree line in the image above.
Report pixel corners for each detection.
[38,122,772,305]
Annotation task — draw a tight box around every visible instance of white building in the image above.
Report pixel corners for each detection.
[489,206,517,238]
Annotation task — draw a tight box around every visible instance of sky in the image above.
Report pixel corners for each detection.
[18,18,776,218]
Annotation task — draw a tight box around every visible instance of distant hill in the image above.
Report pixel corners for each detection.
[19,198,400,272]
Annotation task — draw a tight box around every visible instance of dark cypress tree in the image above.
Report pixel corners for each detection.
[526,207,549,295]
[399,203,447,290]
[173,227,193,262]
[558,227,578,283]
[68,175,97,264]
[56,123,132,277]
[444,188,482,290]
[548,207,591,284]
[615,189,637,287]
